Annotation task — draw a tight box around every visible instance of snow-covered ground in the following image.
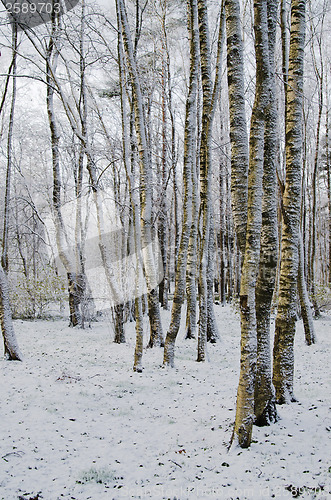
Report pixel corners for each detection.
[0,305,330,500]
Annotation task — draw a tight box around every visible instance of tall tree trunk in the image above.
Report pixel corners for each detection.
[185,153,199,340]
[158,4,169,311]
[2,24,17,273]
[327,106,331,287]
[219,154,227,305]
[254,0,278,428]
[273,0,306,405]
[197,0,224,362]
[163,0,198,366]
[232,0,270,448]
[118,0,164,347]
[117,4,144,368]
[309,12,324,318]
[225,0,249,256]
[46,14,81,327]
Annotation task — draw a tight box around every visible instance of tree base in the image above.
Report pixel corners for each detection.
[255,399,279,426]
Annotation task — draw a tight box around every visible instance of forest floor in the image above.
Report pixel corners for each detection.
[0,304,330,500]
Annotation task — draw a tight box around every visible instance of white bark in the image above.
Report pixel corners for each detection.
[163,0,197,367]
[0,263,22,361]
[273,0,306,404]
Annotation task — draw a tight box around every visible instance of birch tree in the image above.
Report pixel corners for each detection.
[0,21,22,360]
[298,231,316,344]
[326,106,331,286]
[225,0,248,256]
[308,0,326,318]
[254,0,278,427]
[0,262,23,360]
[232,0,270,447]
[280,0,315,345]
[273,0,306,404]
[196,0,224,362]
[117,0,164,346]
[116,0,145,369]
[2,23,17,273]
[46,12,83,327]
[163,0,198,366]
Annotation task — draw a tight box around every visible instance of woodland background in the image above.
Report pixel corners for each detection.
[0,0,330,452]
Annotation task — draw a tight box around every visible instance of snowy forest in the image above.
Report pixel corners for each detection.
[0,0,330,498]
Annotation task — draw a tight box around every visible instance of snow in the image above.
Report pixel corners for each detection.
[0,305,330,500]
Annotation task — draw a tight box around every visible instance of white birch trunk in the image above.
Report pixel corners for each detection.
[225,0,249,255]
[254,0,279,427]
[298,231,316,344]
[273,0,306,404]
[118,0,163,345]
[163,0,197,366]
[196,0,224,362]
[232,0,270,448]
[0,263,22,360]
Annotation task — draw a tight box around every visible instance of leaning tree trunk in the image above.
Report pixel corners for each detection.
[231,0,270,448]
[163,0,197,366]
[273,0,306,404]
[254,0,279,428]
[0,263,22,361]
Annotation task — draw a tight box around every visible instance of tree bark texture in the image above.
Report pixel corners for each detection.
[232,0,270,448]
[254,0,279,427]
[225,0,249,256]
[163,0,197,366]
[0,263,22,360]
[118,0,163,346]
[298,232,316,345]
[273,0,306,405]
[46,18,82,327]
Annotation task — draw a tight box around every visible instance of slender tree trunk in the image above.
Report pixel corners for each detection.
[226,170,234,301]
[118,0,164,347]
[163,0,197,366]
[46,15,81,327]
[327,107,331,287]
[158,5,169,311]
[254,0,278,427]
[298,232,316,345]
[232,0,270,448]
[207,220,219,342]
[185,154,199,339]
[310,39,323,318]
[273,0,306,405]
[219,156,227,305]
[197,0,224,362]
[225,0,249,256]
[117,4,144,368]
[2,24,17,273]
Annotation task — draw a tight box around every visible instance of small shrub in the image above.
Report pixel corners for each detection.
[76,467,121,485]
[9,269,67,319]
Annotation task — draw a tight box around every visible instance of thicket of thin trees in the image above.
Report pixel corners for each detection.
[0,0,330,447]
